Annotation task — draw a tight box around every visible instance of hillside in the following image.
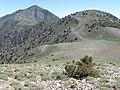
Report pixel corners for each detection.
[1,9,120,63]
[0,41,120,90]
[0,6,120,90]
[0,5,59,26]
[51,10,120,43]
[0,5,60,51]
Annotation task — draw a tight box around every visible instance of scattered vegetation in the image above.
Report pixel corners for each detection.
[51,71,68,80]
[65,55,98,78]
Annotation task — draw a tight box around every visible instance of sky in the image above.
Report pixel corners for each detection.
[0,0,120,18]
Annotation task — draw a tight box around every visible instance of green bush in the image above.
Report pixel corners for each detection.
[80,55,94,66]
[51,71,68,80]
[41,72,51,81]
[65,55,98,78]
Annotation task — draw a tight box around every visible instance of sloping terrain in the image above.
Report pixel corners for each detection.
[20,40,120,65]
[0,6,120,90]
[0,41,120,89]
[0,5,60,52]
[0,5,59,26]
[1,9,120,63]
[51,10,120,43]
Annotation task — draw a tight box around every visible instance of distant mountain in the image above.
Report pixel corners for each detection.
[50,10,120,43]
[0,5,60,26]
[1,8,120,63]
[0,5,60,51]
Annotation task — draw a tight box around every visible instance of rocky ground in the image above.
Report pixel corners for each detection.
[0,60,119,90]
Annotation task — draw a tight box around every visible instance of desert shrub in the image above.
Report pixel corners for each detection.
[41,72,51,81]
[51,71,68,80]
[14,72,26,81]
[10,80,20,87]
[65,55,98,78]
[0,74,8,80]
[80,55,94,66]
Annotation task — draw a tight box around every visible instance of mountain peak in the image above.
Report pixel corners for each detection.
[0,5,60,26]
[27,5,42,10]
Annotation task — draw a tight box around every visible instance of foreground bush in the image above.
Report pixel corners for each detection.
[65,55,98,78]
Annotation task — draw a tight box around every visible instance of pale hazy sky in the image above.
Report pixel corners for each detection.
[0,0,120,18]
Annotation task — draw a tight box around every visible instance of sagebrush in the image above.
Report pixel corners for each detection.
[65,55,98,78]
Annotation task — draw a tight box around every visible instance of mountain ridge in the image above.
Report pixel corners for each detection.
[0,6,120,63]
[0,5,120,90]
[0,5,60,52]
[0,5,60,26]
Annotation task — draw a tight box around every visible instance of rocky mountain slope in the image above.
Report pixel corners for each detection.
[0,5,120,90]
[0,6,120,63]
[0,5,60,51]
[52,10,120,43]
[0,49,119,90]
[0,5,59,26]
